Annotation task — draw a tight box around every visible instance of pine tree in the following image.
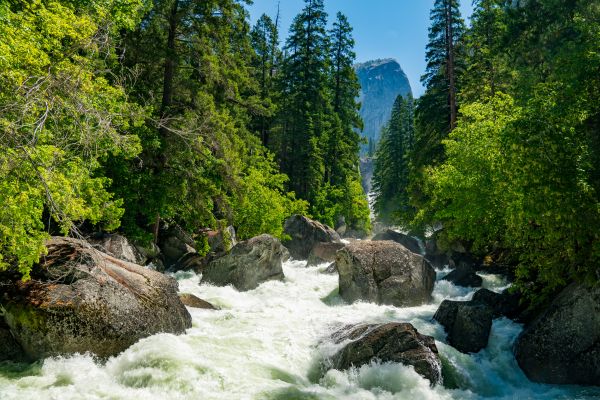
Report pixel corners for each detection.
[250,13,281,147]
[414,0,465,169]
[461,0,509,102]
[277,0,331,203]
[372,94,415,224]
[326,12,362,186]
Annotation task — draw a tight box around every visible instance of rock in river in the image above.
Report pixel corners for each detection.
[202,234,287,291]
[372,229,422,254]
[514,283,600,386]
[337,240,435,307]
[282,215,341,260]
[329,323,443,386]
[433,300,493,354]
[1,237,191,360]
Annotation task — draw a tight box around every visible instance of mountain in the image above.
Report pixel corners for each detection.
[356,59,412,152]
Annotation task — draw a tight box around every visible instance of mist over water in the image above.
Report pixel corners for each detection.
[1,260,599,400]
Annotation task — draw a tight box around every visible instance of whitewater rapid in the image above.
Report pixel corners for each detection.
[0,260,599,400]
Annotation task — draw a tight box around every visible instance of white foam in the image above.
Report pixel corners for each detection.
[1,260,598,399]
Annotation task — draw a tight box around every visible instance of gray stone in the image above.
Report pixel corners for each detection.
[356,59,412,150]
[442,265,482,288]
[514,283,600,386]
[372,229,422,254]
[0,321,24,361]
[337,240,435,307]
[1,237,191,360]
[433,300,493,353]
[159,224,196,266]
[329,323,442,386]
[203,234,287,291]
[306,242,346,267]
[207,225,237,254]
[178,293,217,310]
[283,215,341,260]
[90,234,145,264]
[472,288,524,320]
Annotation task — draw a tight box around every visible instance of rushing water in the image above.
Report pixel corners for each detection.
[1,260,599,400]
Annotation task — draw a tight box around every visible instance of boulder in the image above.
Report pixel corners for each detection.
[372,229,422,254]
[0,321,24,361]
[90,234,145,265]
[0,237,191,360]
[202,234,287,291]
[283,215,341,260]
[471,288,523,320]
[424,237,449,269]
[306,242,346,267]
[178,293,217,310]
[514,283,600,386]
[329,323,443,386]
[433,300,493,353]
[442,264,482,288]
[337,241,435,307]
[159,224,196,266]
[207,225,237,254]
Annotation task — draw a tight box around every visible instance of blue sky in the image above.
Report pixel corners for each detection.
[246,1,473,96]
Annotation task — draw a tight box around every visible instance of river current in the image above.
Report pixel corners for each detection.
[1,260,599,399]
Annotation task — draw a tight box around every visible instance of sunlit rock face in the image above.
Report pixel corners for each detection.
[356,58,412,150]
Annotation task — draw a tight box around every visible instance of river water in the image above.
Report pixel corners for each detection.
[1,260,599,400]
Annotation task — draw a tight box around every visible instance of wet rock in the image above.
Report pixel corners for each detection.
[441,264,482,288]
[514,283,600,386]
[90,234,145,264]
[203,234,287,291]
[472,288,523,320]
[306,242,346,267]
[283,215,341,260]
[337,241,435,307]
[1,237,191,360]
[159,224,197,267]
[424,237,450,269]
[178,293,217,310]
[433,300,493,353]
[0,321,24,361]
[372,229,422,254]
[329,323,443,386]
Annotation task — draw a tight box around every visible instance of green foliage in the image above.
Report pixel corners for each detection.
[373,94,415,226]
[233,151,308,240]
[275,4,370,233]
[1,0,370,279]
[0,0,147,278]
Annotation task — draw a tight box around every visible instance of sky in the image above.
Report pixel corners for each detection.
[246,1,473,96]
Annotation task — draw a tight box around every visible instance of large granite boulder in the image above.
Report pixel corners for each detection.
[202,234,287,291]
[337,241,435,307]
[514,283,600,385]
[1,237,191,360]
[90,234,145,265]
[329,323,443,386]
[372,229,422,254]
[306,242,346,267]
[433,300,493,353]
[283,215,341,260]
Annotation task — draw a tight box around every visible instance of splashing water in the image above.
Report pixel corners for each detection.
[1,261,599,400]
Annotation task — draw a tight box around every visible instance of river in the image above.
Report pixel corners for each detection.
[0,260,599,399]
